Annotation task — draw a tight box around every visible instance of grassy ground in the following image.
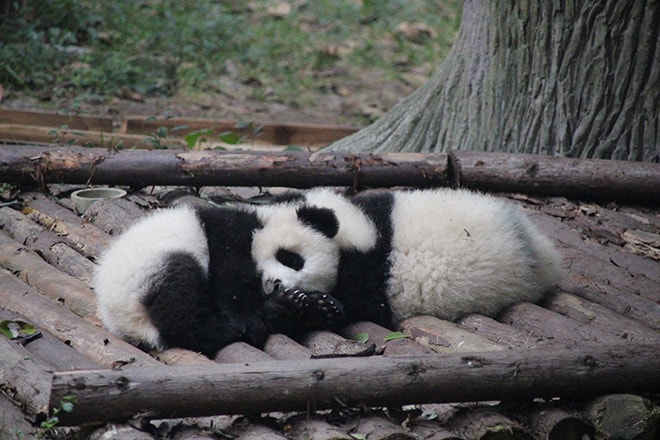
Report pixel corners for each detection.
[0,0,462,126]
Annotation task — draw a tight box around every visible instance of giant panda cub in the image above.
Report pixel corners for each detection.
[94,201,345,357]
[265,188,563,330]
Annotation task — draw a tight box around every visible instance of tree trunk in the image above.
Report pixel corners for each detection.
[326,0,659,162]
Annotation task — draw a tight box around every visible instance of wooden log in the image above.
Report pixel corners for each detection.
[262,334,312,360]
[0,230,97,318]
[340,321,436,356]
[581,394,660,440]
[546,291,660,344]
[298,330,377,358]
[285,416,353,440]
[447,410,532,440]
[82,197,145,235]
[214,342,273,364]
[450,151,660,204]
[0,334,53,421]
[458,314,555,350]
[0,269,160,368]
[233,423,289,440]
[340,415,418,440]
[531,206,660,285]
[500,302,630,347]
[526,408,595,440]
[398,315,508,353]
[0,309,100,371]
[150,348,216,367]
[49,343,660,425]
[0,394,40,439]
[21,191,111,259]
[0,206,96,283]
[409,422,461,440]
[0,145,450,189]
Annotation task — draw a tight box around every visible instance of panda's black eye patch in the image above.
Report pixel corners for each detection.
[276,249,305,271]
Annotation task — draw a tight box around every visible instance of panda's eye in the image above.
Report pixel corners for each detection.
[276,249,305,271]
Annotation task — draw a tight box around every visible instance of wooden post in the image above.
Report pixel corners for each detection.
[50,343,659,426]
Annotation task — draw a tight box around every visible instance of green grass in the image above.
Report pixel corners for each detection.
[0,0,462,106]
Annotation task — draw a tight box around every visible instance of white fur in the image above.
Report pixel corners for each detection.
[304,188,378,251]
[293,188,562,323]
[93,206,208,348]
[254,204,340,294]
[385,189,562,321]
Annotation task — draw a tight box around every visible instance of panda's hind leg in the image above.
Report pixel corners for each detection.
[142,252,254,357]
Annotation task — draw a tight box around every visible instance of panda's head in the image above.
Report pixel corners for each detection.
[252,204,341,296]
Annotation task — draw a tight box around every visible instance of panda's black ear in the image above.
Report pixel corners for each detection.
[296,206,339,238]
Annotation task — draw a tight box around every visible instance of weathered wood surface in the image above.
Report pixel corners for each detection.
[0,268,160,368]
[3,146,660,204]
[582,394,660,440]
[0,334,53,421]
[0,205,96,282]
[0,145,450,189]
[0,309,100,371]
[123,115,357,147]
[450,151,660,204]
[0,185,658,439]
[0,108,114,132]
[0,231,98,318]
[0,108,356,148]
[49,343,660,426]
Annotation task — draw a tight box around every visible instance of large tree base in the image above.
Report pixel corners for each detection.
[326,0,659,162]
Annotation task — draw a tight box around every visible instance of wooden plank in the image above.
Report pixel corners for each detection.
[0,108,114,132]
[0,123,171,149]
[50,343,660,425]
[122,116,356,146]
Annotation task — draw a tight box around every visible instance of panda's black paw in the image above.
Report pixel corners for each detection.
[273,286,345,326]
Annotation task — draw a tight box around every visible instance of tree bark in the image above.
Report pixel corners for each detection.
[325,0,659,162]
[50,343,659,425]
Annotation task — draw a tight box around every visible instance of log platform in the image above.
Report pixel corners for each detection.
[0,137,658,438]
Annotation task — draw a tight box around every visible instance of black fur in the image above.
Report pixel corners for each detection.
[296,206,339,238]
[331,191,396,328]
[139,205,341,357]
[272,191,397,330]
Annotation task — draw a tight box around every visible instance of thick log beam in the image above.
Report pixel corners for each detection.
[50,343,659,426]
[1,146,658,203]
[449,151,660,204]
[0,145,448,189]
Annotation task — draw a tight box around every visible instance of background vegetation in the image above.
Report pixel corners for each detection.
[0,0,461,122]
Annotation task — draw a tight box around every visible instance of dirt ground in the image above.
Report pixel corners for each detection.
[0,65,430,129]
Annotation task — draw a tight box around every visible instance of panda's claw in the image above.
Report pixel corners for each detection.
[272,286,345,327]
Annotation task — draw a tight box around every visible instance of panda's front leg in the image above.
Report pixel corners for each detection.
[267,284,345,331]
